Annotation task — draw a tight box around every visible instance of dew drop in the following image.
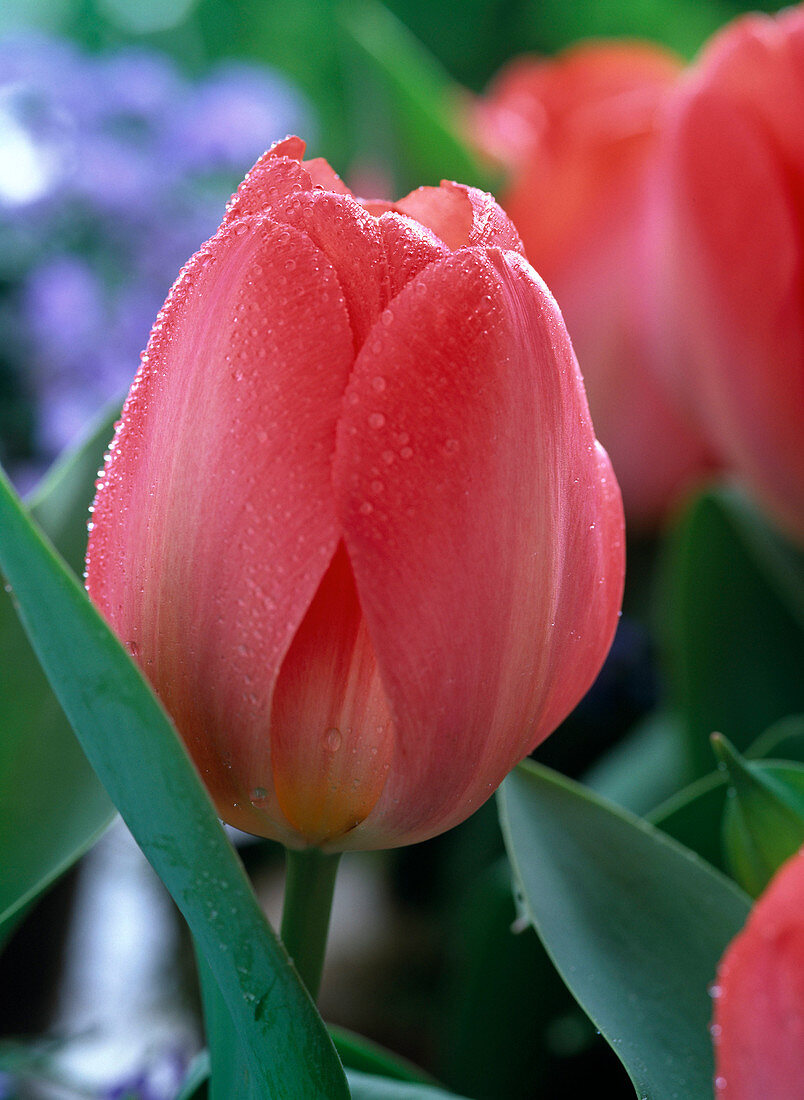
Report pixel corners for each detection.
[250,787,268,801]
[371,479,384,494]
[359,500,374,515]
[371,375,386,392]
[125,641,140,658]
[368,412,386,430]
[381,449,395,465]
[400,446,413,460]
[325,727,342,752]
[443,438,460,455]
[380,309,394,327]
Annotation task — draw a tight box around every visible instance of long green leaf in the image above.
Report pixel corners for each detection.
[0,465,348,1099]
[346,1071,468,1099]
[339,0,496,193]
[330,1027,434,1085]
[0,407,119,935]
[498,760,751,1100]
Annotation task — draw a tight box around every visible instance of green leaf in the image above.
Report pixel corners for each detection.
[747,713,804,762]
[346,1071,470,1099]
[712,734,804,897]
[0,465,348,1100]
[196,951,253,1100]
[650,748,804,878]
[0,406,119,935]
[339,0,497,193]
[498,759,751,1100]
[330,1026,433,1084]
[660,485,804,776]
[583,710,688,815]
[648,772,728,872]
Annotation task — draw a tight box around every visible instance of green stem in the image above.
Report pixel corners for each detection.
[280,847,341,1000]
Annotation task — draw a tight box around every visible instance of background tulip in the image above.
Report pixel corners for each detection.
[473,43,716,529]
[85,136,624,852]
[712,846,804,1097]
[649,7,804,543]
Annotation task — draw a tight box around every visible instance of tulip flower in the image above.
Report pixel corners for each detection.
[650,7,804,543]
[712,846,804,1097]
[85,136,624,852]
[473,43,717,529]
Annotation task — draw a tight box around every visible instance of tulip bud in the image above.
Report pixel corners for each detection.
[712,846,804,1097]
[650,8,804,543]
[473,44,716,528]
[85,137,624,851]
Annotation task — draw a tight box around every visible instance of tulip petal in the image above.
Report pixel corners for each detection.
[396,181,525,253]
[269,191,391,350]
[660,84,804,537]
[303,156,354,195]
[333,248,624,848]
[223,139,312,224]
[377,212,450,298]
[86,214,356,844]
[270,542,395,846]
[713,847,804,1097]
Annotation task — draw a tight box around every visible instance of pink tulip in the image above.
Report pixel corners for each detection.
[712,846,804,1097]
[650,7,804,543]
[473,43,716,529]
[85,137,624,851]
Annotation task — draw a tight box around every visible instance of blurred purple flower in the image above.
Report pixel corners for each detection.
[0,34,311,475]
[103,1044,189,1100]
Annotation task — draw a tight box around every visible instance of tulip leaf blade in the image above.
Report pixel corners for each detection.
[330,1026,434,1084]
[0,466,348,1100]
[498,759,751,1100]
[0,406,119,936]
[340,0,497,194]
[346,1071,470,1099]
[661,485,804,776]
[648,771,728,872]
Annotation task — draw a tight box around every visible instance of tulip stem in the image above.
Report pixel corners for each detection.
[280,847,341,1001]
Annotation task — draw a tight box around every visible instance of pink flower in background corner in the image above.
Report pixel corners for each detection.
[84,136,624,853]
[712,845,804,1098]
[473,42,718,531]
[649,5,804,545]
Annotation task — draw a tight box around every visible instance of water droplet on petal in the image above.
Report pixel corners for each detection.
[368,412,385,430]
[325,728,342,752]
